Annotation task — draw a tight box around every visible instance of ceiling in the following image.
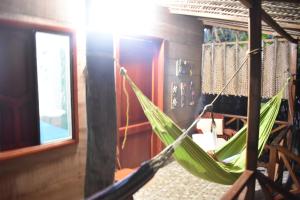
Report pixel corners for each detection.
[158,0,300,37]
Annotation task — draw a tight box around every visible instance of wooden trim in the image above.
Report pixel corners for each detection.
[151,40,166,156]
[0,139,76,162]
[0,18,74,35]
[220,170,255,200]
[71,31,79,144]
[115,35,165,165]
[0,18,79,160]
[119,122,152,136]
[114,35,123,170]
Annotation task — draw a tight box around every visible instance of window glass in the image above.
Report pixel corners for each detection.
[35,32,72,144]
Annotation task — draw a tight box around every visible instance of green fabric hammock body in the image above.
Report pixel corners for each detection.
[124,73,284,185]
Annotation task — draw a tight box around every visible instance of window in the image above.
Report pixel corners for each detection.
[36,32,73,144]
[0,19,78,160]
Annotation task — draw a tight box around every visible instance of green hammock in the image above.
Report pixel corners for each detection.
[123,73,284,185]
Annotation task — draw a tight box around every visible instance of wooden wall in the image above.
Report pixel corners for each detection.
[148,8,203,128]
[0,0,87,199]
[0,3,203,200]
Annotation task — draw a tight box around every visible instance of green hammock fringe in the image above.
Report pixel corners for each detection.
[123,73,284,185]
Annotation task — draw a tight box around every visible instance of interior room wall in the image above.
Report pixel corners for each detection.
[148,8,203,128]
[0,0,87,199]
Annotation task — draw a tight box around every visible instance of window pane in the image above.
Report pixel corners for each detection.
[35,32,72,144]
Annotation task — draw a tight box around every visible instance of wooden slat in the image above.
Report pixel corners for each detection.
[257,175,273,200]
[222,113,289,125]
[119,122,152,136]
[225,117,237,126]
[271,127,290,145]
[276,145,300,164]
[220,170,255,200]
[271,124,288,134]
[256,172,299,200]
[267,145,279,181]
[280,153,300,188]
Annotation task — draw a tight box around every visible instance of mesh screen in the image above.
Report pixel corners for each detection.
[214,44,225,94]
[201,39,290,99]
[276,41,290,99]
[202,44,213,94]
[262,41,276,98]
[224,44,237,95]
[238,44,248,96]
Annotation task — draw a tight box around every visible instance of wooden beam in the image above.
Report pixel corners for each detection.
[220,170,255,200]
[239,0,298,43]
[245,0,262,199]
[256,172,300,200]
[85,32,117,197]
[263,0,300,3]
[201,18,300,37]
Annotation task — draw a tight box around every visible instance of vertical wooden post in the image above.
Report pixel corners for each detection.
[245,0,262,199]
[84,32,117,197]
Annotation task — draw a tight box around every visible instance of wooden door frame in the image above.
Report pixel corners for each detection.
[114,35,165,168]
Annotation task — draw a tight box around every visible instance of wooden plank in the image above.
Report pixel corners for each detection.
[220,170,254,200]
[244,0,262,199]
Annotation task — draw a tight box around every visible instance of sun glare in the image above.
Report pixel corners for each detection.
[88,0,157,35]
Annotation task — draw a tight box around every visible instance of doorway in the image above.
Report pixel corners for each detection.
[115,36,165,169]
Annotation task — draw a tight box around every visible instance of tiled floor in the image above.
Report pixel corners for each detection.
[134,161,231,200]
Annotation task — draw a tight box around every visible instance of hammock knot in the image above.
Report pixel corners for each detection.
[247,48,262,55]
[203,104,213,112]
[120,67,127,76]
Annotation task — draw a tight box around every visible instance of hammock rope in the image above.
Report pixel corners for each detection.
[121,75,130,149]
[121,68,286,185]
[119,48,287,185]
[156,48,260,152]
